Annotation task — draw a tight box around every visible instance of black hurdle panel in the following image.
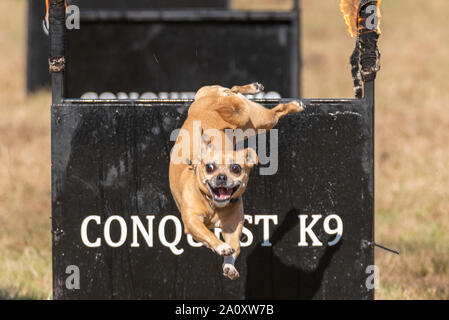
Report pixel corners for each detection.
[26,0,300,96]
[52,92,374,299]
[49,0,377,300]
[27,1,230,93]
[65,11,300,99]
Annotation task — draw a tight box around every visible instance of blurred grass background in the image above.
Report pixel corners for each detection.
[0,0,447,299]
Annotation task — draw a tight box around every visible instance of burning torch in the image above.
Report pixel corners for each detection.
[340,0,382,98]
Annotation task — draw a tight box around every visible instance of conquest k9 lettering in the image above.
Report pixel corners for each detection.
[80,214,344,253]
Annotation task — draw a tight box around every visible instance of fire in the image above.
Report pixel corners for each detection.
[340,0,382,37]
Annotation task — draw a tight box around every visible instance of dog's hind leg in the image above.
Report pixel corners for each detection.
[243,100,305,131]
[231,82,264,95]
[270,100,305,125]
[194,83,263,101]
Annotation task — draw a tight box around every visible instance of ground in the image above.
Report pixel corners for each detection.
[0,0,447,299]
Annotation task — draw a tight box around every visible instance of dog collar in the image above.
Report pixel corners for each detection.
[230,197,241,204]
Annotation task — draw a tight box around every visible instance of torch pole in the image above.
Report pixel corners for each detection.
[49,0,66,104]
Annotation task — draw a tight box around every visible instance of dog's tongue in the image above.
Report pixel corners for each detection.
[217,188,232,200]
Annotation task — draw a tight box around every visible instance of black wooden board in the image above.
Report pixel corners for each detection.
[26,1,230,93]
[26,0,301,97]
[51,98,374,299]
[68,0,229,10]
[65,19,298,98]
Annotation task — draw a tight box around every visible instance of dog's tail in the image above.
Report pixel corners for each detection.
[215,102,250,128]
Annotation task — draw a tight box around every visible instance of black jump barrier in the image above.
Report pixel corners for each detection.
[50,0,380,299]
[27,1,230,93]
[27,0,299,98]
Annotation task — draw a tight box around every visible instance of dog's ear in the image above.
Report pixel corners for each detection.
[192,125,213,163]
[239,147,258,169]
[199,131,214,162]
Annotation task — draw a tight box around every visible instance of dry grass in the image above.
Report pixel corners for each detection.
[0,0,52,299]
[0,0,447,299]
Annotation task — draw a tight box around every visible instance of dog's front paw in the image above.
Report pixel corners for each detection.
[215,243,235,256]
[286,100,305,113]
[223,263,240,280]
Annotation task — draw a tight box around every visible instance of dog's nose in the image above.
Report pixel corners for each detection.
[216,174,227,184]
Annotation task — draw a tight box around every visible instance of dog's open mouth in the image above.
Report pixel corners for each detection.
[208,184,240,203]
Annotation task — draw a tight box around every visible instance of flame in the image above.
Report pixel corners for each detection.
[340,0,382,37]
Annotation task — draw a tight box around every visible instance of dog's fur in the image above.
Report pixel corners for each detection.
[169,83,304,279]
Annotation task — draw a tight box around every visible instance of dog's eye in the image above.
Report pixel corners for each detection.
[230,164,241,175]
[205,163,216,174]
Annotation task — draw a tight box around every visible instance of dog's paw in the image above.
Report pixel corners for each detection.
[231,83,264,95]
[286,100,305,114]
[215,243,235,256]
[250,82,264,94]
[223,263,240,280]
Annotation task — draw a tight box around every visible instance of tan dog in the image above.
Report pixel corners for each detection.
[169,83,304,279]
